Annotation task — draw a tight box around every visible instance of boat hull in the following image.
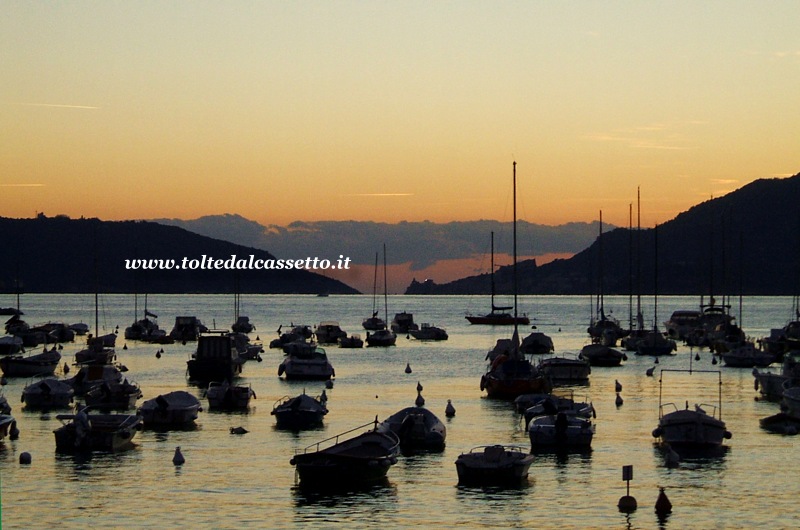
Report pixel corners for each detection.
[653,409,731,449]
[455,446,534,486]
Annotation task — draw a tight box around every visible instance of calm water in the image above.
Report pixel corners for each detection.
[0,294,798,529]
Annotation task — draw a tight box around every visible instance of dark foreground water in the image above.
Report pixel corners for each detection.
[0,294,798,529]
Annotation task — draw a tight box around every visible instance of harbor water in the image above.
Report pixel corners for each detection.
[0,294,797,529]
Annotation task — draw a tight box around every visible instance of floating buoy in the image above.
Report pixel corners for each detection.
[19,452,31,465]
[415,391,425,407]
[156,350,161,359]
[416,381,423,393]
[123,344,128,350]
[405,363,412,374]
[615,393,623,407]
[654,357,660,364]
[646,366,655,377]
[615,379,622,393]
[325,379,333,389]
[445,399,456,417]
[618,495,637,513]
[655,487,672,515]
[173,446,185,466]
[712,356,718,365]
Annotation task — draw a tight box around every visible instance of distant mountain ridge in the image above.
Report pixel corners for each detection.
[407,172,800,296]
[0,216,357,294]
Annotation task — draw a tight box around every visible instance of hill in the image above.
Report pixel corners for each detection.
[0,216,358,294]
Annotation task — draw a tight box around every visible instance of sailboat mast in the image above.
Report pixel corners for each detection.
[372,252,379,315]
[383,243,389,326]
[654,224,659,329]
[513,161,518,328]
[490,231,495,310]
[598,210,604,317]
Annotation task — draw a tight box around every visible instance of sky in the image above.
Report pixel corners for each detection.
[2,1,799,230]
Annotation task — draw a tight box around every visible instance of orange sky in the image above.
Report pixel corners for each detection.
[2,3,799,229]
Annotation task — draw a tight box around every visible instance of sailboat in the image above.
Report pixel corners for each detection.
[479,162,551,399]
[466,232,530,326]
[366,244,397,347]
[587,211,628,346]
[362,253,387,331]
[75,293,116,365]
[636,224,677,356]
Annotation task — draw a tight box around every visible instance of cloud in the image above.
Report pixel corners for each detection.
[0,183,45,187]
[8,102,100,110]
[341,193,414,197]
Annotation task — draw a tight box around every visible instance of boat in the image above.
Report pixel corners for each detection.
[169,316,208,342]
[721,341,775,368]
[519,331,554,355]
[21,377,75,409]
[362,253,387,331]
[390,312,419,334]
[652,369,732,450]
[578,343,626,367]
[269,324,313,349]
[83,378,142,411]
[65,364,126,397]
[206,380,255,410]
[365,244,397,347]
[377,402,446,452]
[338,334,364,348]
[408,323,448,341]
[186,331,244,383]
[454,445,534,487]
[635,225,677,356]
[290,419,399,488]
[759,412,800,435]
[74,335,116,365]
[315,321,347,344]
[230,332,264,362]
[587,212,629,346]
[0,335,23,356]
[754,350,800,400]
[465,231,530,326]
[536,355,591,384]
[480,162,551,399]
[528,411,595,450]
[278,343,335,380]
[124,294,169,343]
[0,346,61,377]
[137,390,201,427]
[54,407,142,453]
[518,390,595,428]
[0,414,17,441]
[663,310,703,341]
[271,391,328,429]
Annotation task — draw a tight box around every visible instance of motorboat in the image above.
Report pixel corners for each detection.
[187,332,244,383]
[21,378,74,409]
[169,316,207,342]
[278,343,335,380]
[137,390,201,427]
[0,335,23,356]
[481,338,552,400]
[54,407,142,452]
[578,344,626,367]
[365,329,397,347]
[269,325,313,349]
[271,392,328,429]
[315,321,347,344]
[65,364,126,397]
[83,378,142,411]
[377,404,446,452]
[635,329,677,356]
[721,342,775,368]
[390,312,419,334]
[652,369,732,450]
[663,309,702,341]
[231,315,255,334]
[290,419,399,488]
[206,380,255,410]
[455,445,534,486]
[753,350,800,400]
[781,383,800,419]
[519,391,595,428]
[230,332,263,362]
[74,335,116,365]
[338,334,364,349]
[0,346,61,377]
[408,323,448,341]
[536,355,591,384]
[519,331,554,355]
[0,414,17,441]
[528,411,595,449]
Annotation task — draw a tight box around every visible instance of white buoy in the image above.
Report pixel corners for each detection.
[615,379,622,393]
[173,446,185,466]
[615,393,624,407]
[445,399,456,417]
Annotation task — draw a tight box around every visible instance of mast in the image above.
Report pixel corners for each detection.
[598,210,604,318]
[371,252,378,316]
[490,231,496,311]
[513,161,518,328]
[654,224,659,330]
[383,243,389,327]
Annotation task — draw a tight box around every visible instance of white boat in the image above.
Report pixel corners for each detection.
[21,378,75,409]
[536,355,591,384]
[408,323,448,341]
[455,445,534,486]
[206,380,255,410]
[520,391,595,428]
[652,369,732,450]
[278,344,335,381]
[187,332,244,383]
[137,390,201,427]
[721,342,775,368]
[528,411,595,449]
[378,405,446,452]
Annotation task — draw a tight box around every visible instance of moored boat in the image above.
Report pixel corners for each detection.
[278,343,335,381]
[271,391,328,429]
[206,380,255,410]
[408,323,448,341]
[455,445,534,487]
[137,390,201,427]
[54,407,142,452]
[378,403,446,452]
[187,331,244,383]
[0,346,61,377]
[21,378,74,409]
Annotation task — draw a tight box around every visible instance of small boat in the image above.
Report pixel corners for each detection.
[315,321,347,344]
[269,325,313,349]
[231,315,255,334]
[137,390,201,427]
[74,335,116,365]
[0,414,17,441]
[663,309,703,341]
[0,346,61,377]
[753,350,800,400]
[187,332,244,383]
[536,355,591,384]
[83,378,142,411]
[0,335,23,356]
[363,253,387,331]
[271,392,328,429]
[391,312,419,334]
[528,411,595,449]
[635,329,677,356]
[365,329,397,347]
[65,364,126,397]
[290,419,399,488]
[206,380,255,410]
[54,407,142,452]
[519,331,554,355]
[578,343,626,367]
[278,343,335,380]
[230,332,264,362]
[21,378,75,409]
[338,334,364,349]
[378,405,446,452]
[519,391,595,428]
[652,369,732,450]
[759,412,800,435]
[721,342,775,368]
[455,445,534,487]
[408,323,448,341]
[169,316,207,342]
[481,337,552,400]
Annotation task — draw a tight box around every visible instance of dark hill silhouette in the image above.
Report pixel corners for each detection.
[407,172,800,296]
[0,216,358,294]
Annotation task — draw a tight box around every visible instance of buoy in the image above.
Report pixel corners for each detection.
[445,399,456,417]
[320,389,327,403]
[123,344,128,350]
[655,487,672,515]
[615,379,622,393]
[615,393,623,407]
[63,362,70,375]
[654,357,659,364]
[695,352,700,361]
[416,381,423,393]
[405,363,412,374]
[618,495,637,513]
[415,390,425,407]
[646,366,655,377]
[325,379,334,389]
[19,452,32,465]
[712,356,718,365]
[173,446,185,466]
[156,350,161,359]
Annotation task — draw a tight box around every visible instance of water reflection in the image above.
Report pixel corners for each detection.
[292,479,398,508]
